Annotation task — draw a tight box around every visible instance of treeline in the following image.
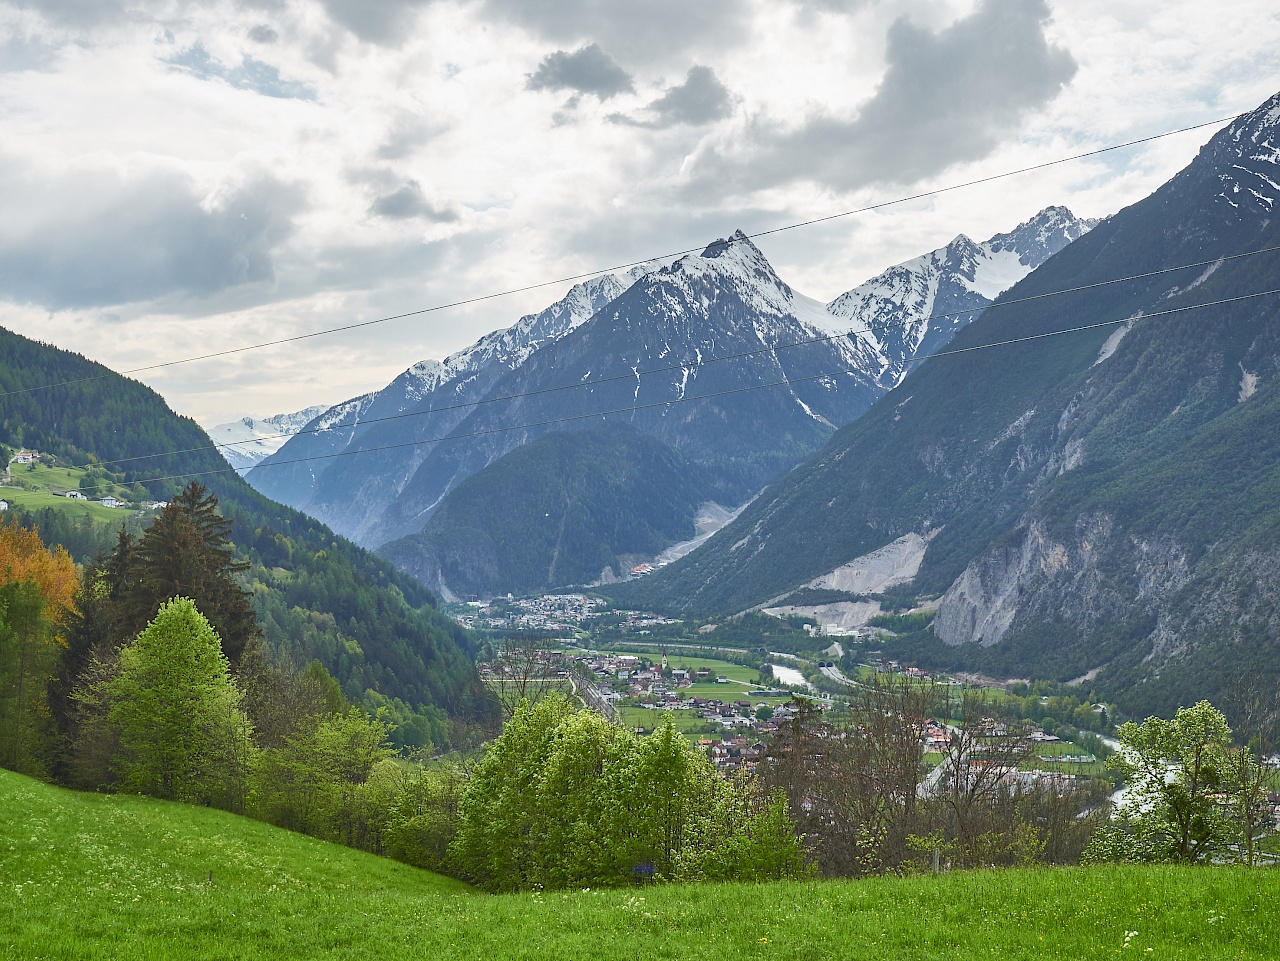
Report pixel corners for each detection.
[0,498,480,855]
[0,323,490,729]
[764,678,1111,875]
[6,494,488,745]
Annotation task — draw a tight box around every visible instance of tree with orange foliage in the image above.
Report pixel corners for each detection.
[0,520,80,774]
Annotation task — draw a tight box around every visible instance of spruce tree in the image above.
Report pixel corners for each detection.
[122,482,259,665]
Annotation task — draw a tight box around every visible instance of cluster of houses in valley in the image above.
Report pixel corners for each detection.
[698,736,769,772]
[570,651,800,737]
[455,593,609,633]
[453,594,683,635]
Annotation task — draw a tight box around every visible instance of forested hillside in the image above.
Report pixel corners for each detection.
[619,92,1280,716]
[0,326,490,737]
[380,427,707,597]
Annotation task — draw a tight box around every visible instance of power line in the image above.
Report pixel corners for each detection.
[71,285,1280,495]
[0,110,1246,403]
[99,243,1280,469]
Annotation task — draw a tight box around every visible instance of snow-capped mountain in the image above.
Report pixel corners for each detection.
[364,231,889,551]
[247,264,661,521]
[248,206,1093,565]
[827,207,1097,388]
[209,406,327,474]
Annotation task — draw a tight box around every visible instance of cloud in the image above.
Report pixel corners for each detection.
[526,43,633,100]
[369,181,460,221]
[11,0,131,27]
[168,43,316,100]
[317,0,431,45]
[247,24,278,44]
[472,0,748,62]
[610,65,732,128]
[0,34,61,73]
[377,115,451,160]
[696,0,1077,192]
[788,0,875,11]
[0,165,305,309]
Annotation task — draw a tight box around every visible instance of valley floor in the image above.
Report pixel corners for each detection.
[2,769,1276,960]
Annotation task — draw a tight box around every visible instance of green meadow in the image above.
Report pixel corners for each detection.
[0,486,130,522]
[3,769,1278,960]
[0,461,141,522]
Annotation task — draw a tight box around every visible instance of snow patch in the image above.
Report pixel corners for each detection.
[964,248,1031,299]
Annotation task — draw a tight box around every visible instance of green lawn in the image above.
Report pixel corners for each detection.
[617,705,720,735]
[3,770,1279,959]
[600,649,761,682]
[0,486,134,522]
[1,461,141,522]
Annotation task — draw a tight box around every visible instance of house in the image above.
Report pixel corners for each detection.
[140,500,166,510]
[0,500,7,511]
[11,449,38,465]
[98,497,125,509]
[65,490,88,501]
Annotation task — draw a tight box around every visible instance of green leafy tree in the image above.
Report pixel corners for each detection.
[1088,700,1233,864]
[106,597,253,808]
[251,707,393,843]
[384,761,470,872]
[681,789,812,882]
[450,694,576,891]
[452,699,809,891]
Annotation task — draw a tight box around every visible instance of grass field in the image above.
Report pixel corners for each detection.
[0,485,132,522]
[4,769,1280,959]
[617,705,719,735]
[0,461,141,522]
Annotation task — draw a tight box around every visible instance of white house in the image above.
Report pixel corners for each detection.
[65,490,88,501]
[0,500,8,511]
[98,496,125,509]
[11,449,38,465]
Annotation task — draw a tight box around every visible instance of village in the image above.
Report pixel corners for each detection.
[451,592,683,635]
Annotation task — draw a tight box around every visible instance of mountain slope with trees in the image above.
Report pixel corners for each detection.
[0,325,490,739]
[379,427,707,598]
[250,211,1090,595]
[619,91,1280,716]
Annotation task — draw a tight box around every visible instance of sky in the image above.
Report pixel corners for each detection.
[1,0,1278,427]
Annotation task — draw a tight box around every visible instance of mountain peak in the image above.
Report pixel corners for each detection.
[700,228,757,260]
[1225,89,1280,143]
[1183,91,1280,218]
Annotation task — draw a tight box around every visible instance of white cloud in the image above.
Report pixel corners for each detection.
[0,0,1276,426]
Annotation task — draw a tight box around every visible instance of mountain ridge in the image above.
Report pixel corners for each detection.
[615,90,1280,715]
[247,208,1092,590]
